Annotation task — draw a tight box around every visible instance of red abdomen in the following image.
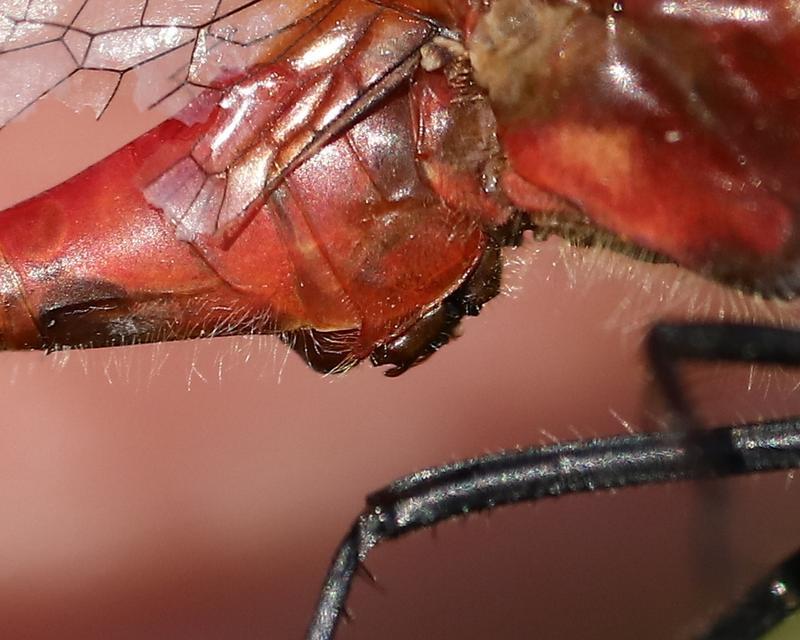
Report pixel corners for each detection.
[0,85,490,365]
[1,0,799,370]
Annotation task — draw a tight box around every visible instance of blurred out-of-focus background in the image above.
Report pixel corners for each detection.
[1,5,800,637]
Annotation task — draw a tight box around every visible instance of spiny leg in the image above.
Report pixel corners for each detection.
[646,323,800,438]
[305,416,800,640]
[647,323,800,602]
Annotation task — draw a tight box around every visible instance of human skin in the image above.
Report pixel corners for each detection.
[2,6,800,639]
[2,175,800,640]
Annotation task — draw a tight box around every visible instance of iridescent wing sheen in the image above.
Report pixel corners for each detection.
[0,0,488,368]
[6,0,800,357]
[142,0,437,246]
[0,0,350,241]
[0,1,442,244]
[0,0,334,125]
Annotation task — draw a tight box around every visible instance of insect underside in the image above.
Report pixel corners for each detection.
[2,3,800,640]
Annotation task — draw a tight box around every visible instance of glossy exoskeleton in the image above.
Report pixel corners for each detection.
[1,2,800,638]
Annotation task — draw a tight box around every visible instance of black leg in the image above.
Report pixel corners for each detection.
[647,323,800,602]
[306,422,800,639]
[646,323,800,441]
[306,322,800,640]
[700,546,800,640]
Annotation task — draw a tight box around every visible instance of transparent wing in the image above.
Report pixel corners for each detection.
[0,0,435,246]
[0,0,334,126]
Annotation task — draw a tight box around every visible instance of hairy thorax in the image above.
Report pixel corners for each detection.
[463,0,800,297]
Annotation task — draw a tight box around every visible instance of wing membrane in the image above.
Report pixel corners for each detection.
[0,0,438,254]
[0,0,335,125]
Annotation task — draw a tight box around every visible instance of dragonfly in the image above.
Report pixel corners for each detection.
[1,3,791,640]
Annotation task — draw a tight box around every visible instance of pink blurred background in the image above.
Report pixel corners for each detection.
[1,9,800,639]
